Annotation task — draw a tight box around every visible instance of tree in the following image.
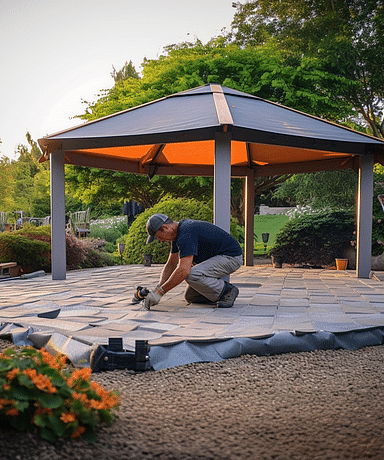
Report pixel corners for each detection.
[230,0,384,137]
[82,40,353,122]
[111,60,139,83]
[272,170,358,210]
[65,166,214,214]
[0,155,15,211]
[9,133,50,216]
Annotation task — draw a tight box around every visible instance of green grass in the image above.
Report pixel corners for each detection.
[253,214,289,254]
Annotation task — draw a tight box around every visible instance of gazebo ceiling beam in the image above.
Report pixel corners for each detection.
[231,128,378,156]
[64,151,360,177]
[253,156,359,176]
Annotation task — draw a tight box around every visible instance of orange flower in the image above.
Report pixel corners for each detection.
[6,368,19,381]
[60,412,76,423]
[6,408,19,416]
[71,425,86,439]
[22,368,57,394]
[67,367,92,387]
[89,399,104,410]
[39,348,67,370]
[72,392,89,405]
[34,407,53,416]
[3,384,10,391]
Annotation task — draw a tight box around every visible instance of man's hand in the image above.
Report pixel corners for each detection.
[143,285,165,310]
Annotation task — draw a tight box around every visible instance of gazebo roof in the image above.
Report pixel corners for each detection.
[38,84,384,177]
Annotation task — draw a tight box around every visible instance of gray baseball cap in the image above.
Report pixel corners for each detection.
[146,213,171,244]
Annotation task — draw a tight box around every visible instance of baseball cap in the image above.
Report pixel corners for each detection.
[146,213,171,244]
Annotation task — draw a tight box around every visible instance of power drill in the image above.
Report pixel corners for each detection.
[131,286,149,305]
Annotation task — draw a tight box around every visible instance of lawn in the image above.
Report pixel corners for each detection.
[253,214,289,254]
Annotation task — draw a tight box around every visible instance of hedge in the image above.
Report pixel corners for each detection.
[123,197,240,264]
[268,210,355,267]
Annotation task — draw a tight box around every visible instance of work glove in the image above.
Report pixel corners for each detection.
[143,285,165,310]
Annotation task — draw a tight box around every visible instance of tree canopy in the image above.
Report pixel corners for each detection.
[81,40,353,122]
[230,0,384,137]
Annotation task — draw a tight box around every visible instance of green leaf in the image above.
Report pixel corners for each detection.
[39,426,58,443]
[82,427,98,444]
[11,386,35,400]
[47,414,66,437]
[34,414,48,427]
[37,393,64,409]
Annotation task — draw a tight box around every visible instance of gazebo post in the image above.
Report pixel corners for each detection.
[214,132,232,233]
[356,154,374,278]
[244,168,255,266]
[50,150,67,280]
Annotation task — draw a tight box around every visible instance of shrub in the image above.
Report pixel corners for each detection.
[123,198,213,264]
[268,210,355,266]
[0,233,51,273]
[0,347,119,443]
[123,197,240,264]
[0,224,115,273]
[372,182,384,256]
[66,234,116,270]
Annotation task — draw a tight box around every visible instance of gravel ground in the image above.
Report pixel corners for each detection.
[1,337,384,460]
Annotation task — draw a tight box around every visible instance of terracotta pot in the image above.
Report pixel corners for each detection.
[335,258,348,270]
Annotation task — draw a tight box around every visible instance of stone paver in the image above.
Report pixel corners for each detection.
[1,265,384,368]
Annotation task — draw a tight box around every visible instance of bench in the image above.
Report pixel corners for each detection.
[0,262,19,277]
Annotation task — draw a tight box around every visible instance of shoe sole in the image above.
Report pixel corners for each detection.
[217,286,239,308]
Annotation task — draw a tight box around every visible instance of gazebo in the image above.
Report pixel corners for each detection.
[38,84,384,280]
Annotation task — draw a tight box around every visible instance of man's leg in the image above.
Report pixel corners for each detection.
[185,254,243,302]
[184,285,214,304]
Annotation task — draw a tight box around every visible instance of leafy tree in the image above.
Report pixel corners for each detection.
[30,169,51,217]
[110,60,139,83]
[65,166,214,213]
[10,133,50,216]
[273,170,358,210]
[81,40,352,122]
[0,155,15,211]
[230,0,384,137]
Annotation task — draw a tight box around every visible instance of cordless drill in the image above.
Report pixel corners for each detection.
[131,286,149,305]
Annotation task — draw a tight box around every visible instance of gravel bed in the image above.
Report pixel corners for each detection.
[1,338,384,459]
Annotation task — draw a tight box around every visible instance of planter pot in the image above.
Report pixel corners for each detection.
[272,255,283,268]
[335,258,348,270]
[142,254,152,267]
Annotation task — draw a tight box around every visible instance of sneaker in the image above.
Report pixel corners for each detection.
[217,285,239,308]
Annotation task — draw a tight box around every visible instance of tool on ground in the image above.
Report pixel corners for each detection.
[131,286,150,305]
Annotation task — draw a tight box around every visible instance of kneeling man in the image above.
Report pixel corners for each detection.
[142,213,243,310]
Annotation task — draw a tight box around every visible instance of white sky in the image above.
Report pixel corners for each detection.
[0,0,236,160]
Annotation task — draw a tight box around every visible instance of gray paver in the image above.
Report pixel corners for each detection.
[1,265,384,366]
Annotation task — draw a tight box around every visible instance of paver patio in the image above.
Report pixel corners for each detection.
[1,264,384,370]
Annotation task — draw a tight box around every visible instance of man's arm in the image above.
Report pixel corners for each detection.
[143,253,193,310]
[160,254,193,293]
[159,251,179,285]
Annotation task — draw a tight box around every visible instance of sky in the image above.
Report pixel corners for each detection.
[0,0,236,160]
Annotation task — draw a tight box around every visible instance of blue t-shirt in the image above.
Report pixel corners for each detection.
[171,220,242,264]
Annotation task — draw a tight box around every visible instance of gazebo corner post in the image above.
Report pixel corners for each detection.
[50,150,67,280]
[356,153,374,278]
[214,131,232,283]
[244,168,255,266]
[214,131,232,233]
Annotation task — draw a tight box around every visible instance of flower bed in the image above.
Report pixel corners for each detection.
[0,347,119,443]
